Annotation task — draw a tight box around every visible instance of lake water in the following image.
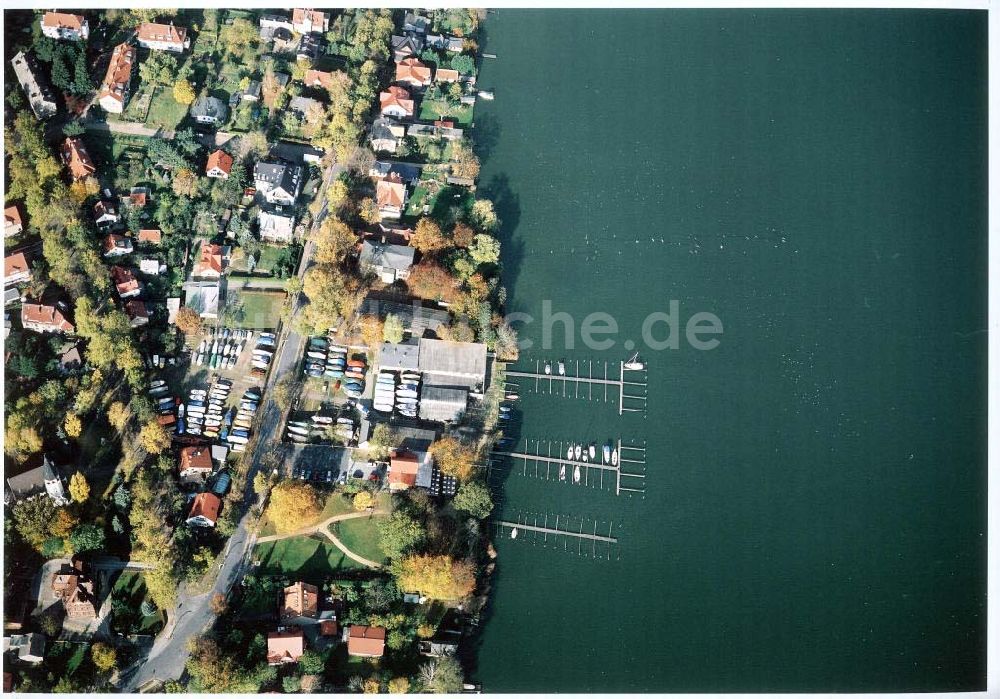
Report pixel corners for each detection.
[471,10,986,692]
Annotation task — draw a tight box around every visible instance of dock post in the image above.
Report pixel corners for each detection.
[618,362,624,416]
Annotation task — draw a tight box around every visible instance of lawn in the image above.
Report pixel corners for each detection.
[110,572,166,635]
[419,97,474,126]
[330,515,388,565]
[405,182,433,217]
[145,86,190,131]
[231,291,285,329]
[253,535,367,577]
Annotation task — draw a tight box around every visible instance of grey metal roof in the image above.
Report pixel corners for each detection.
[6,465,46,500]
[392,424,437,453]
[417,339,487,388]
[360,299,449,336]
[289,95,322,116]
[359,240,415,272]
[418,386,468,422]
[378,341,420,371]
[190,95,227,120]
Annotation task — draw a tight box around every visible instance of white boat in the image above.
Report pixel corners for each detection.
[574,444,582,460]
[307,350,326,360]
[573,466,581,483]
[401,373,422,383]
[611,449,618,466]
[559,464,566,481]
[582,452,589,463]
[566,445,573,459]
[312,415,334,424]
[327,344,348,353]
[624,352,645,371]
[544,362,552,375]
[603,444,611,464]
[288,420,311,428]
[287,425,310,436]
[558,361,566,376]
[396,389,419,399]
[588,444,596,460]
[337,417,355,425]
[510,527,518,539]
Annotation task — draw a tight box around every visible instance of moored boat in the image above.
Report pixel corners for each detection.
[588,443,596,460]
[574,444,582,460]
[603,443,611,464]
[559,464,566,481]
[573,466,581,483]
[611,449,618,466]
[558,360,565,376]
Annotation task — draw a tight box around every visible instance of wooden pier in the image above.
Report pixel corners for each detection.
[503,359,648,415]
[496,519,617,543]
[495,512,619,559]
[488,437,646,496]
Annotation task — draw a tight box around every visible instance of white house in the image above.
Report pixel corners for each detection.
[258,210,296,244]
[41,12,89,41]
[136,22,189,52]
[254,161,303,206]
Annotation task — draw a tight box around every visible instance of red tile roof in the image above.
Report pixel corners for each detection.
[395,57,433,86]
[379,86,414,116]
[179,446,212,474]
[61,137,96,180]
[42,12,85,30]
[21,303,74,333]
[205,150,234,177]
[138,229,162,244]
[376,175,407,210]
[5,205,23,229]
[98,43,136,108]
[196,243,224,275]
[347,625,386,657]
[137,22,187,46]
[5,252,30,280]
[282,582,319,619]
[110,265,140,296]
[389,450,420,488]
[267,628,305,664]
[436,68,460,83]
[188,492,221,524]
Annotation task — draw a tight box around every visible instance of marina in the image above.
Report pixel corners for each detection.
[504,359,648,415]
[495,513,619,559]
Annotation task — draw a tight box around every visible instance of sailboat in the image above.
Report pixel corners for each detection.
[558,360,566,376]
[573,444,582,460]
[624,352,644,371]
[566,444,573,460]
[510,527,518,539]
[582,451,589,463]
[573,465,581,484]
[603,443,611,464]
[544,361,552,375]
[559,464,566,481]
[611,448,619,466]
[588,443,596,460]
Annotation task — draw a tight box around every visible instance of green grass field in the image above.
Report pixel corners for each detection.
[419,97,474,126]
[231,291,285,329]
[253,535,367,577]
[146,86,190,131]
[111,572,166,635]
[330,515,387,565]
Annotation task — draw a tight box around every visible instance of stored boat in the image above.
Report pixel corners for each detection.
[574,444,582,460]
[559,464,566,481]
[573,466,581,484]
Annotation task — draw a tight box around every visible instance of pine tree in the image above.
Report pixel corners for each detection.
[50,53,71,92]
[72,52,93,95]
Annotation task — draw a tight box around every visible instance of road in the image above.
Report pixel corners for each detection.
[79,119,235,147]
[118,156,343,692]
[256,510,388,569]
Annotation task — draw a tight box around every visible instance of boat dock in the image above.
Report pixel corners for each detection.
[504,360,648,415]
[489,437,646,496]
[495,513,619,559]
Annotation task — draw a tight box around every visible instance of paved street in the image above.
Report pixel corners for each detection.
[79,119,235,147]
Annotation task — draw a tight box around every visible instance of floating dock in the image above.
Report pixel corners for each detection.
[495,512,619,559]
[504,360,648,415]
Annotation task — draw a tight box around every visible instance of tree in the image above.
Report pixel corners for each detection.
[395,554,476,600]
[358,197,380,225]
[312,217,356,265]
[50,508,80,539]
[450,140,480,180]
[64,413,82,439]
[220,18,259,63]
[139,420,171,454]
[411,217,448,253]
[359,314,385,349]
[209,592,228,615]
[406,261,459,303]
[91,643,117,673]
[468,234,500,265]
[419,656,464,693]
[253,471,271,497]
[383,313,404,344]
[378,509,425,560]
[107,401,129,430]
[353,491,374,511]
[68,472,90,503]
[451,54,475,76]
[368,424,398,461]
[175,306,203,335]
[173,79,196,105]
[172,168,198,197]
[69,523,105,554]
[266,481,322,533]
[138,51,177,86]
[469,199,499,232]
[453,480,493,519]
[452,222,474,248]
[299,650,325,675]
[11,496,57,549]
[429,436,476,481]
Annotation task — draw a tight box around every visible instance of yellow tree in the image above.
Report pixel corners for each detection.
[64,413,82,438]
[172,168,198,197]
[175,306,203,335]
[313,217,357,265]
[353,491,374,511]
[91,643,117,673]
[139,421,171,454]
[266,481,322,533]
[428,437,476,481]
[107,401,129,430]
[358,197,380,225]
[173,79,196,105]
[50,508,80,538]
[411,218,448,254]
[359,314,385,349]
[387,677,410,693]
[395,554,476,600]
[68,472,90,503]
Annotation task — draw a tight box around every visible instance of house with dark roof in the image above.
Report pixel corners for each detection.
[391,34,424,62]
[418,385,469,423]
[370,118,406,153]
[11,52,57,120]
[402,11,429,35]
[254,161,303,206]
[3,634,45,664]
[359,238,415,282]
[124,299,149,327]
[296,34,325,61]
[191,95,228,125]
[93,199,119,227]
[4,455,68,505]
[359,298,450,338]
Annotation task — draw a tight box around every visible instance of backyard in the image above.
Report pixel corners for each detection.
[253,535,368,577]
[330,515,388,566]
[109,571,166,636]
[144,86,190,131]
[226,291,285,329]
[418,96,474,126]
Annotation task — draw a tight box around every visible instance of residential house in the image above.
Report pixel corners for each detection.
[387,450,433,491]
[3,635,45,664]
[418,385,469,423]
[436,68,460,83]
[179,445,213,482]
[206,149,234,179]
[296,34,325,62]
[395,57,433,88]
[61,137,96,180]
[193,243,227,278]
[190,95,227,125]
[138,228,162,245]
[268,141,325,165]
[375,175,409,221]
[124,299,149,327]
[379,86,414,119]
[267,628,306,665]
[259,13,295,40]
[93,199,119,227]
[110,265,141,298]
[51,560,98,620]
[258,210,296,244]
[139,258,161,275]
[369,161,420,187]
[391,34,424,62]
[370,118,406,153]
[97,42,136,114]
[56,341,83,373]
[419,636,460,657]
[304,69,337,91]
[183,281,220,319]
[103,233,133,257]
[186,492,221,527]
[446,37,466,52]
[41,12,89,41]
[291,8,329,34]
[4,206,24,238]
[21,302,74,334]
[407,122,464,141]
[359,298,450,338]
[254,161,303,206]
[11,52,57,120]
[402,12,429,35]
[4,252,32,287]
[4,455,69,505]
[136,22,189,52]
[359,238,414,283]
[281,582,319,622]
[288,95,322,120]
[346,625,386,658]
[129,186,150,207]
[5,288,22,307]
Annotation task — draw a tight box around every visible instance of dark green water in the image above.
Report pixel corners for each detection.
[472,10,986,692]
